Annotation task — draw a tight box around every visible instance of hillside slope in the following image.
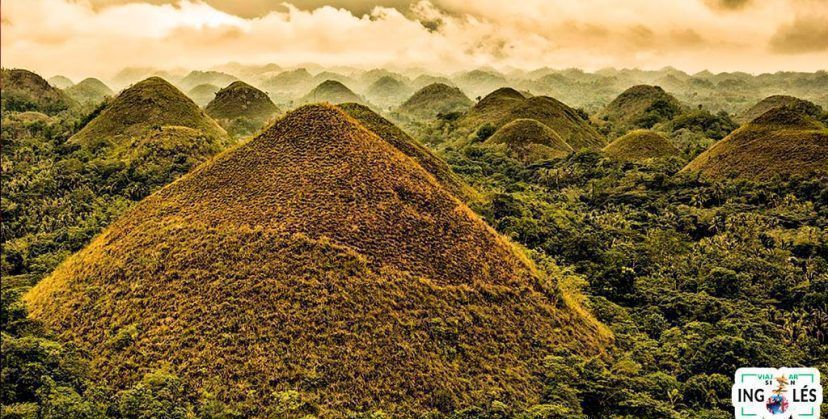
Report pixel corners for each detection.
[26,104,608,416]
[735,95,823,124]
[397,83,472,120]
[483,118,574,164]
[1,69,76,114]
[682,107,828,180]
[205,81,280,136]
[602,130,679,162]
[64,78,114,104]
[598,85,683,129]
[300,80,366,105]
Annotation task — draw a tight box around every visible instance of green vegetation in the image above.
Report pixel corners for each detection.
[395,82,472,120]
[598,85,684,135]
[1,69,76,115]
[205,81,280,138]
[602,130,679,162]
[300,80,366,105]
[482,118,573,164]
[24,104,608,416]
[185,83,219,107]
[735,95,823,124]
[64,78,114,105]
[177,70,238,92]
[365,75,412,109]
[47,75,74,89]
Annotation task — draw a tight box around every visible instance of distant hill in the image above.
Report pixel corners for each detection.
[458,88,606,150]
[339,102,478,202]
[260,68,314,100]
[365,76,412,109]
[682,107,828,180]
[1,69,76,115]
[26,103,608,416]
[598,85,683,129]
[206,81,281,137]
[454,69,508,98]
[64,78,114,104]
[48,75,74,89]
[735,95,823,125]
[602,130,679,162]
[178,70,238,92]
[186,83,220,107]
[397,83,472,119]
[70,77,228,153]
[482,118,574,164]
[300,80,366,105]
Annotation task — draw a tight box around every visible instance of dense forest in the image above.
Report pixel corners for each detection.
[2,65,827,417]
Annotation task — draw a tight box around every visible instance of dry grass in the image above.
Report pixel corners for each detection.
[602,129,679,162]
[483,118,574,164]
[682,107,828,180]
[735,95,822,125]
[397,83,472,120]
[597,85,682,126]
[339,102,480,202]
[69,77,229,152]
[205,81,280,122]
[26,104,609,415]
[458,89,605,150]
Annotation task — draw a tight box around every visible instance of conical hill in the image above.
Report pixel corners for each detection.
[26,104,608,415]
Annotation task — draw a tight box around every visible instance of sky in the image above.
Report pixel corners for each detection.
[1,0,827,80]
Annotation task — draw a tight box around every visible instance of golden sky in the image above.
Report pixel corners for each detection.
[1,0,826,79]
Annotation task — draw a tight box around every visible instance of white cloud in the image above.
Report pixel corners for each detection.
[1,0,825,81]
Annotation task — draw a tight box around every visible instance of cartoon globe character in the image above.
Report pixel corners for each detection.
[766,375,790,414]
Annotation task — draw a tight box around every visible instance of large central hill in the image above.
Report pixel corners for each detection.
[682,107,828,180]
[397,82,472,120]
[69,77,228,151]
[26,104,607,415]
[602,130,679,162]
[458,88,606,150]
[1,69,76,114]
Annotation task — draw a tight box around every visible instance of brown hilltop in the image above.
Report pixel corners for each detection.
[1,68,76,114]
[598,85,683,127]
[682,107,828,180]
[339,102,479,202]
[397,82,472,119]
[483,118,573,164]
[300,79,366,105]
[26,104,608,415]
[458,89,606,150]
[735,95,823,125]
[602,130,679,162]
[205,81,281,137]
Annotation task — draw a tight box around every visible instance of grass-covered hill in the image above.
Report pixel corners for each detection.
[453,69,508,99]
[48,75,74,89]
[1,68,77,115]
[458,89,606,150]
[365,75,412,109]
[602,130,679,162]
[734,95,823,125]
[339,102,479,202]
[260,68,314,101]
[186,83,220,107]
[598,85,683,131]
[299,80,366,105]
[682,107,828,180]
[397,82,472,120]
[482,118,574,164]
[205,81,281,137]
[25,104,609,416]
[177,70,238,92]
[64,78,114,105]
[69,77,228,152]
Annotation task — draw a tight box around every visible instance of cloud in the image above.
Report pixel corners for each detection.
[1,0,826,80]
[769,16,828,53]
[703,0,752,11]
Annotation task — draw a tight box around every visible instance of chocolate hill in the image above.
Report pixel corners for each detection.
[64,78,114,104]
[483,118,574,164]
[682,107,828,180]
[458,88,606,150]
[602,130,679,162]
[339,102,479,202]
[26,104,608,415]
[205,81,280,137]
[48,75,74,89]
[735,95,823,125]
[300,80,366,105]
[598,85,683,128]
[187,83,220,107]
[397,83,473,120]
[1,69,76,115]
[69,77,228,152]
[365,76,412,109]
